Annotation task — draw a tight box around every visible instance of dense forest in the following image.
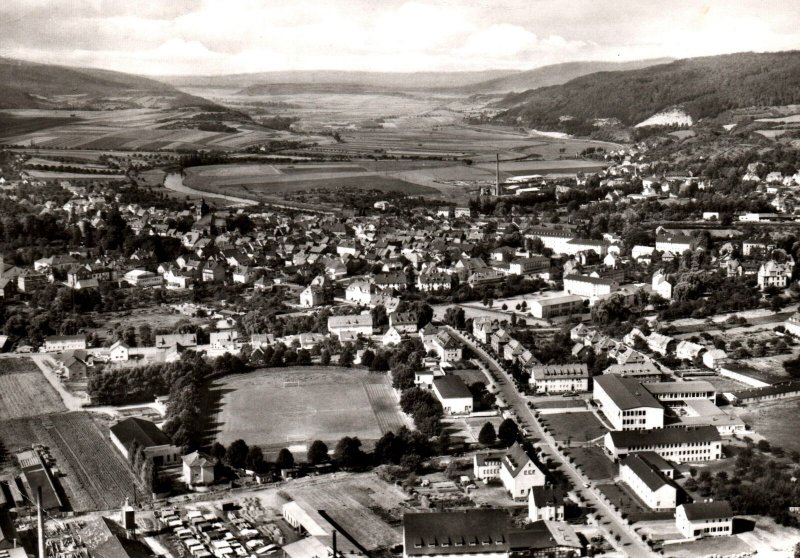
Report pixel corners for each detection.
[493,51,800,133]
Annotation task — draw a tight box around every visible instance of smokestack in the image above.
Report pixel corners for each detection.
[332,530,337,558]
[37,487,45,558]
[495,154,500,196]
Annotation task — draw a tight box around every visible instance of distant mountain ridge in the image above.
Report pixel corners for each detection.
[0,57,217,110]
[492,51,800,133]
[161,69,518,90]
[455,58,674,94]
[160,59,672,94]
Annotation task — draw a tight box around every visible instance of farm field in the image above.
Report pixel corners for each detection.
[0,108,324,152]
[26,170,126,180]
[0,412,143,512]
[0,357,66,419]
[283,473,408,551]
[208,367,409,450]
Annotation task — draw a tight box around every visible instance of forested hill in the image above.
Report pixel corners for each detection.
[0,57,217,110]
[492,51,800,133]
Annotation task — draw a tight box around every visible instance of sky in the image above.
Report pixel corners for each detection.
[0,0,798,75]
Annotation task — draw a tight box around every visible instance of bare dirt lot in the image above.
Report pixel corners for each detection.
[0,357,66,419]
[208,367,409,450]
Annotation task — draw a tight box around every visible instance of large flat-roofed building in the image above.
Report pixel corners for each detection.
[508,256,550,276]
[563,275,619,298]
[619,453,679,511]
[666,398,746,435]
[675,501,734,538]
[432,376,473,415]
[525,229,575,255]
[327,313,374,340]
[529,364,589,394]
[643,381,716,402]
[110,417,181,467]
[604,426,722,462]
[529,295,584,319]
[402,510,582,558]
[403,509,510,558]
[44,334,87,352]
[603,362,662,382]
[593,375,664,431]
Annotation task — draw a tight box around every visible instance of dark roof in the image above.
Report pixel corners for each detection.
[681,501,733,521]
[621,454,676,493]
[507,522,582,551]
[433,376,472,400]
[564,274,616,285]
[529,486,564,508]
[110,418,172,449]
[609,426,721,448]
[403,510,510,556]
[594,375,662,410]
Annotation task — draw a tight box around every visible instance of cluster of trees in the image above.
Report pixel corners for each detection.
[248,342,314,368]
[477,418,520,447]
[658,274,761,321]
[399,388,444,437]
[689,444,800,526]
[126,441,172,494]
[212,438,329,475]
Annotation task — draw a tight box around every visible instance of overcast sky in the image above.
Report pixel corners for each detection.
[0,0,798,75]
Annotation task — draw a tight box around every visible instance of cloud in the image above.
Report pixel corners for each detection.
[0,0,797,74]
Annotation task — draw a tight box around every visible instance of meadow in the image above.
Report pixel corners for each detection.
[207,366,408,451]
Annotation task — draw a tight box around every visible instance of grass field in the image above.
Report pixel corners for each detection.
[208,367,409,450]
[739,400,800,453]
[0,412,143,512]
[540,411,609,443]
[566,446,617,480]
[0,357,66,420]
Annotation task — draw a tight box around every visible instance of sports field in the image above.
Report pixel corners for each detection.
[208,367,409,450]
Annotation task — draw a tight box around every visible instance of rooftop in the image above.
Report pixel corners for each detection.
[594,375,662,410]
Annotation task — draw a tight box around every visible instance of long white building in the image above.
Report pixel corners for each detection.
[604,426,722,462]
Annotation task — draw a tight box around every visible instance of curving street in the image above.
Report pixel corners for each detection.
[445,326,657,557]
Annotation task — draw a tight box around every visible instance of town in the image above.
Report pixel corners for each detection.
[0,130,800,558]
[1,4,800,558]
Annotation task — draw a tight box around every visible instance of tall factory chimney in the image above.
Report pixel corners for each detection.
[495,154,500,196]
[37,487,45,558]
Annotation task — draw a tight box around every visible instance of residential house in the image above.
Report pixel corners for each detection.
[528,487,565,522]
[675,501,733,538]
[529,364,590,394]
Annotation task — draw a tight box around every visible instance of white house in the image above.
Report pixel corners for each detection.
[757,258,794,290]
[345,280,374,305]
[431,330,462,363]
[473,452,502,483]
[300,285,325,308]
[382,326,403,347]
[675,501,733,538]
[702,349,727,369]
[499,443,546,500]
[109,340,130,362]
[182,451,215,487]
[431,376,473,415]
[593,375,664,431]
[528,487,565,522]
[651,270,673,300]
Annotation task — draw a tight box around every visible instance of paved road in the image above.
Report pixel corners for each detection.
[446,326,656,557]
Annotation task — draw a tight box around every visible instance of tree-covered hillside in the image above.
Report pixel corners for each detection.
[493,51,800,133]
